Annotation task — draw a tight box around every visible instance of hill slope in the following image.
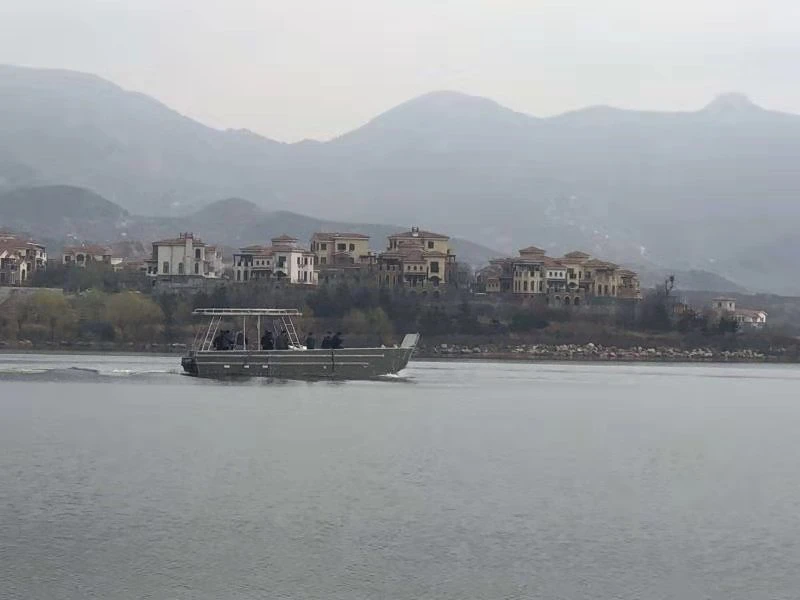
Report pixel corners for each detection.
[3,64,800,291]
[0,188,500,265]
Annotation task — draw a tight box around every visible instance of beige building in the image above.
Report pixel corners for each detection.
[377,227,456,289]
[310,232,372,268]
[710,297,767,328]
[477,245,640,305]
[62,244,123,270]
[0,233,47,286]
[233,234,317,285]
[145,233,224,278]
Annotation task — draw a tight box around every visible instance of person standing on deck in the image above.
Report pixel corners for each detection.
[276,329,290,350]
[321,332,332,349]
[261,330,274,350]
[331,332,343,350]
[304,332,316,349]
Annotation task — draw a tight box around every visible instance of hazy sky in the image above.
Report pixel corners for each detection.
[1,0,798,141]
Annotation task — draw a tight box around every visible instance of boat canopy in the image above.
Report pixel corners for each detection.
[192,308,302,317]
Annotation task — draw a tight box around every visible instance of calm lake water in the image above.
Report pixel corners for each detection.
[2,354,800,599]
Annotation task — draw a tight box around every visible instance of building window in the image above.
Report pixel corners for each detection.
[337,243,346,251]
[427,241,434,249]
[321,257,327,265]
[430,262,439,273]
[349,243,355,251]
[523,281,528,291]
[195,263,200,275]
[321,243,327,250]
[162,261,169,274]
[178,263,185,275]
[195,249,201,259]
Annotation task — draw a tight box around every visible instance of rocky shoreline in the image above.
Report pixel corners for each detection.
[421,342,799,363]
[2,340,799,364]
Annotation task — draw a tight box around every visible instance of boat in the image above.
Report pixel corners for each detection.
[181,308,419,380]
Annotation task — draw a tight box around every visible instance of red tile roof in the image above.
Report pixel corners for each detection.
[312,232,370,240]
[271,234,297,243]
[389,229,449,240]
[63,244,111,255]
[154,235,205,246]
[519,245,546,254]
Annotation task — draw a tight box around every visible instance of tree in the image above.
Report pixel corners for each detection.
[509,311,549,332]
[717,316,740,334]
[342,307,394,344]
[103,292,165,342]
[637,289,672,331]
[23,291,76,341]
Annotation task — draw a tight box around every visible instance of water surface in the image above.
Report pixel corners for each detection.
[2,354,799,599]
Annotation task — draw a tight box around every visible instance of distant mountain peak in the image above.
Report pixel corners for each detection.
[702,93,762,114]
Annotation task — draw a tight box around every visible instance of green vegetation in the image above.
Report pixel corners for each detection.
[1,289,164,346]
[2,270,796,358]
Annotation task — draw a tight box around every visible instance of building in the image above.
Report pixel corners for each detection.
[0,233,47,286]
[145,233,224,278]
[711,297,736,312]
[477,246,640,305]
[310,232,372,267]
[232,234,317,285]
[62,244,123,270]
[733,309,768,328]
[710,297,767,328]
[376,227,456,289]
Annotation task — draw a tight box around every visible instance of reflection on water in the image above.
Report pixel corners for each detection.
[2,354,800,600]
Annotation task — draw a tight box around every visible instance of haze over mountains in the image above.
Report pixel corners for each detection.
[0,185,498,267]
[1,64,799,293]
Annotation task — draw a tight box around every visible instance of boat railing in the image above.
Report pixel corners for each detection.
[192,308,303,317]
[192,307,303,351]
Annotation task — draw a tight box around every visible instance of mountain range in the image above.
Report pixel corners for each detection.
[0,185,499,266]
[1,64,799,293]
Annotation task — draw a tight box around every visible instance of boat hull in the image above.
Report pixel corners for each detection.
[181,347,414,380]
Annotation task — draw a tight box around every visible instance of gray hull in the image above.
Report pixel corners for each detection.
[181,347,415,380]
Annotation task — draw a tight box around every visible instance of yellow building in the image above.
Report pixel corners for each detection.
[478,246,640,304]
[310,232,372,268]
[377,227,456,288]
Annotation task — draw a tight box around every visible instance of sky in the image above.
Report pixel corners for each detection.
[1,0,799,141]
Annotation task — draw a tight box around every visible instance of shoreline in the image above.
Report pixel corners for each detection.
[418,353,799,364]
[1,347,798,365]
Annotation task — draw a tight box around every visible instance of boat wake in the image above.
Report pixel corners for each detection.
[0,358,181,381]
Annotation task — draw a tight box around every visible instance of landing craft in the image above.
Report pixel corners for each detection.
[181,308,418,380]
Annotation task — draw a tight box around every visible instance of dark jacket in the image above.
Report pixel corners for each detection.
[261,332,274,350]
[276,331,290,350]
[321,335,332,349]
[331,334,343,350]
[305,335,316,349]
